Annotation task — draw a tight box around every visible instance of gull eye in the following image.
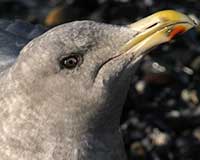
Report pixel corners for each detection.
[59,55,82,69]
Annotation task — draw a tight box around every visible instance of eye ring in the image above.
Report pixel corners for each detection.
[59,54,82,69]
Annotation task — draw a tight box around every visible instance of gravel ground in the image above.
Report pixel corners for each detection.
[1,0,200,159]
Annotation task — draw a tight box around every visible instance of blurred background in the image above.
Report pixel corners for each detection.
[1,0,200,159]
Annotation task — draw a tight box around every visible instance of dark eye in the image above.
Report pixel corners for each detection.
[59,55,82,69]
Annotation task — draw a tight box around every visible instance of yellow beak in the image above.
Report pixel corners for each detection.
[121,10,198,57]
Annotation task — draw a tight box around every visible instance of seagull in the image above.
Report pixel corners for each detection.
[0,10,197,160]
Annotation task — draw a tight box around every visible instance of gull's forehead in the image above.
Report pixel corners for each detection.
[46,21,129,50]
[57,21,114,49]
[36,20,137,59]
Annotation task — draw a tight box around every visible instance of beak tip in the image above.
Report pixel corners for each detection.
[188,14,200,28]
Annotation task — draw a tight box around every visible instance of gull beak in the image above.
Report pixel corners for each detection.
[121,10,198,58]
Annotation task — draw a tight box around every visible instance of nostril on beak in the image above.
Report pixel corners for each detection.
[146,22,159,30]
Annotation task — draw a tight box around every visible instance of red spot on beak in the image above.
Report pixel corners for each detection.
[169,26,186,40]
